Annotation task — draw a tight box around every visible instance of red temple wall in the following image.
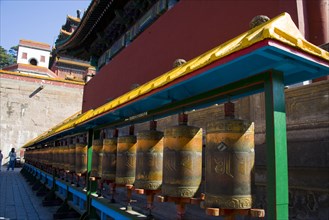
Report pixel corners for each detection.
[81,0,322,112]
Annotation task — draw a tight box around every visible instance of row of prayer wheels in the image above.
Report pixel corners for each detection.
[25,105,256,216]
[25,134,88,175]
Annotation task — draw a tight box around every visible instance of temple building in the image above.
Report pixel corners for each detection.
[50,13,95,82]
[49,56,94,82]
[2,39,56,78]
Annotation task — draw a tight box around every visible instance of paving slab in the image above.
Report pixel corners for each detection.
[0,167,58,220]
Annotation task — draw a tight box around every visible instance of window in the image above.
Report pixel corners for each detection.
[22,52,27,59]
[40,55,45,62]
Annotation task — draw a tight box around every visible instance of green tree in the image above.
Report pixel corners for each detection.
[9,46,18,59]
[0,46,16,69]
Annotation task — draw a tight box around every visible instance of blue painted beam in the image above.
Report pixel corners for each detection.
[91,197,143,220]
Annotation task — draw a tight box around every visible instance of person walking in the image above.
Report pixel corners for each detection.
[0,150,3,171]
[6,148,16,171]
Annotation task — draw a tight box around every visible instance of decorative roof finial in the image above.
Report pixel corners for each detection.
[249,15,270,29]
[77,10,81,19]
[173,58,186,68]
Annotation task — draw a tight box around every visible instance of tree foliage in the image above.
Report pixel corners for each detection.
[0,46,16,69]
[9,46,18,59]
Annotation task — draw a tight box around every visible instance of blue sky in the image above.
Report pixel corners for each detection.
[0,0,91,51]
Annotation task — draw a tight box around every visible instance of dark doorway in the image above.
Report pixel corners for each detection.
[30,58,38,66]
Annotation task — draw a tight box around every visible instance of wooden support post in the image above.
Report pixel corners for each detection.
[264,71,289,219]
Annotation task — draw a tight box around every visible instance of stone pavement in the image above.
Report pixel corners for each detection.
[0,167,57,220]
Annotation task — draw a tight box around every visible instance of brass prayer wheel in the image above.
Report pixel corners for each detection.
[116,126,137,185]
[162,114,202,198]
[44,147,50,167]
[40,148,46,165]
[91,139,103,177]
[52,147,59,169]
[135,121,164,191]
[45,148,50,165]
[33,149,37,163]
[58,144,65,170]
[63,141,70,171]
[205,118,255,209]
[68,141,76,172]
[75,136,87,174]
[102,129,118,181]
[47,147,52,165]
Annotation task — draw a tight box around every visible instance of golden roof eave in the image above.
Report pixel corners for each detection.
[21,111,83,148]
[60,29,72,36]
[56,58,91,68]
[67,15,81,23]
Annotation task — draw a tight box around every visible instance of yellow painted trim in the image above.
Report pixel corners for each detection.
[16,63,51,71]
[0,70,85,86]
[57,58,91,68]
[67,15,81,23]
[22,111,82,148]
[60,29,72,36]
[21,12,329,148]
[19,39,51,48]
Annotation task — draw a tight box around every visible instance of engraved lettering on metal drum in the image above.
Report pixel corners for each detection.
[102,138,117,181]
[91,139,103,177]
[205,119,254,209]
[162,125,202,198]
[115,135,137,185]
[135,130,164,190]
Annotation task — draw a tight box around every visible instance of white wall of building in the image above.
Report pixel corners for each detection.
[17,46,50,68]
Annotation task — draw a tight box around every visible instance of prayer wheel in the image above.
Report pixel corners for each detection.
[102,129,118,181]
[32,149,37,163]
[63,141,70,171]
[33,149,38,164]
[91,139,103,177]
[162,114,202,198]
[52,145,60,169]
[75,135,87,174]
[205,102,255,209]
[45,147,50,165]
[58,142,65,170]
[35,148,40,164]
[40,148,46,165]
[31,150,35,163]
[68,138,76,172]
[116,126,137,185]
[48,147,53,167]
[47,147,52,165]
[135,121,164,191]
[39,148,43,164]
[45,147,51,167]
